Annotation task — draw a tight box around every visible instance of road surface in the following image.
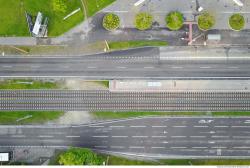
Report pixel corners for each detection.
[2,117,250,158]
[1,47,250,79]
[1,90,250,111]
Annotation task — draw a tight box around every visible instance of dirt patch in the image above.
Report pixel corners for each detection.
[65,79,108,90]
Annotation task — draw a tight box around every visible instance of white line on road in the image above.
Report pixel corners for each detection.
[170,147,187,149]
[117,66,127,69]
[89,125,104,128]
[94,146,107,148]
[129,146,145,149]
[211,147,227,149]
[66,135,80,138]
[130,126,146,128]
[192,147,208,149]
[200,66,211,69]
[173,126,187,128]
[233,146,250,149]
[111,136,128,138]
[152,126,167,128]
[189,136,206,138]
[194,126,209,128]
[151,147,165,149]
[38,135,54,138]
[228,67,239,69]
[214,126,229,128]
[233,136,250,139]
[87,66,97,69]
[109,126,125,128]
[232,126,250,128]
[92,136,109,138]
[144,66,154,69]
[171,136,186,138]
[110,146,125,149]
[171,66,183,69]
[211,136,230,138]
[132,136,148,138]
[11,135,26,138]
[151,136,167,138]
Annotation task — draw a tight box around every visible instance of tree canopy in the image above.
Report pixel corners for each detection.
[103,13,120,31]
[58,148,103,165]
[134,12,153,30]
[229,13,245,31]
[166,11,184,30]
[197,12,215,31]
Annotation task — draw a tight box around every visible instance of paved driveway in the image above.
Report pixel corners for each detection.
[103,0,250,29]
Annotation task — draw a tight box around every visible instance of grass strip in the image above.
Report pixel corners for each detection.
[108,40,168,50]
[0,111,64,124]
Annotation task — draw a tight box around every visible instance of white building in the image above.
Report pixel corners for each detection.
[32,12,43,36]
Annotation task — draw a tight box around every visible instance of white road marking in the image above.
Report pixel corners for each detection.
[87,66,97,69]
[111,136,128,138]
[129,146,145,149]
[233,136,250,139]
[11,135,26,138]
[192,147,208,149]
[212,136,229,138]
[171,136,186,138]
[194,125,209,128]
[151,136,167,138]
[130,126,146,128]
[92,136,109,138]
[89,125,104,128]
[200,66,211,69]
[233,146,250,149]
[38,135,54,138]
[170,147,187,149]
[117,66,126,69]
[173,126,187,128]
[151,147,165,149]
[152,126,167,128]
[171,66,183,69]
[190,136,206,138]
[228,66,239,69]
[211,146,227,149]
[110,146,125,149]
[232,126,250,128]
[66,135,80,138]
[109,126,125,128]
[94,146,107,148]
[214,126,229,128]
[132,136,148,138]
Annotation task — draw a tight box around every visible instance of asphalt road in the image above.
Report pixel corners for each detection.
[1,90,250,111]
[1,47,250,79]
[2,117,250,158]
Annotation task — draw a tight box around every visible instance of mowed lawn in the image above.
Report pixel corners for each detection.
[0,0,115,37]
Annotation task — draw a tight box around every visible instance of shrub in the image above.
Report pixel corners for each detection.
[166,11,184,30]
[198,12,215,31]
[229,13,245,31]
[134,12,153,30]
[59,148,103,165]
[52,0,67,13]
[103,13,120,31]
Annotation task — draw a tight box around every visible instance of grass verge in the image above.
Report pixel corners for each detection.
[108,40,168,51]
[84,0,116,17]
[0,79,61,89]
[0,111,64,124]
[92,111,250,119]
[94,80,109,88]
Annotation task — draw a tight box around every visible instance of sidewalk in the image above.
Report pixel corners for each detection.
[110,80,250,92]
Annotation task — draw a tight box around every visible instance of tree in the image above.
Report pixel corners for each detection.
[103,13,120,31]
[166,11,184,30]
[134,12,153,30]
[229,13,245,31]
[58,148,103,165]
[197,12,215,31]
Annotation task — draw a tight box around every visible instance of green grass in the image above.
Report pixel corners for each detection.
[94,80,109,88]
[85,0,116,17]
[0,79,61,89]
[92,111,250,119]
[106,155,156,165]
[0,0,116,37]
[0,111,64,124]
[108,40,168,50]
